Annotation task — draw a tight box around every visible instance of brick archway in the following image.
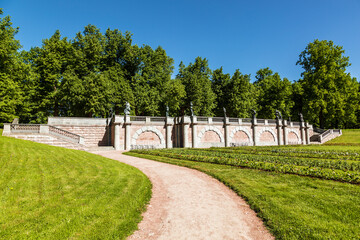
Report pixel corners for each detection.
[132,126,165,148]
[229,127,252,144]
[197,126,224,143]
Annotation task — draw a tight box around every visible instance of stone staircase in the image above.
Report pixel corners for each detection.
[310,129,342,144]
[2,123,113,151]
[8,133,88,150]
[53,125,110,147]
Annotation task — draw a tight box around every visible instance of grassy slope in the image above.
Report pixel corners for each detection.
[0,134,151,240]
[326,129,360,145]
[126,146,360,240]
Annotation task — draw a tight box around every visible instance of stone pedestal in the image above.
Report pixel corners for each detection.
[114,124,121,150]
[300,121,306,145]
[182,116,191,148]
[191,116,197,148]
[305,122,310,145]
[224,117,230,147]
[39,125,49,134]
[166,117,174,148]
[124,115,131,150]
[252,119,257,146]
[282,120,288,145]
[2,123,11,135]
[276,119,283,145]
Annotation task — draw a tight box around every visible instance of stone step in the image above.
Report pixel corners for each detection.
[9,133,88,151]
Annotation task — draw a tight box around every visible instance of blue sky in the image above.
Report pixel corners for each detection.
[2,0,360,81]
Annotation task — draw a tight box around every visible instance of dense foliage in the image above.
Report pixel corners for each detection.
[0,9,359,128]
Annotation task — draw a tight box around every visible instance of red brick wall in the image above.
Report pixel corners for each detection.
[55,125,109,146]
[136,131,161,145]
[202,130,221,143]
[259,131,275,142]
[232,131,250,143]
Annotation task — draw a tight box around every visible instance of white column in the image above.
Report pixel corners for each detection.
[166,117,174,148]
[283,120,288,145]
[124,115,131,150]
[224,117,230,147]
[39,125,49,134]
[305,122,310,145]
[252,119,257,146]
[183,116,191,148]
[300,122,306,145]
[277,119,282,145]
[114,124,120,150]
[192,116,197,148]
[3,123,11,135]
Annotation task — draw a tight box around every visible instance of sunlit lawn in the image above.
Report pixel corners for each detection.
[0,133,151,240]
[127,134,360,239]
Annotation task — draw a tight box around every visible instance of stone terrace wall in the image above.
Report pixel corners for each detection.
[2,116,314,150]
[48,117,111,147]
[111,115,313,150]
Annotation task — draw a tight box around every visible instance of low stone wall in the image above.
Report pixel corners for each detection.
[111,115,313,150]
[3,115,314,150]
[48,117,111,147]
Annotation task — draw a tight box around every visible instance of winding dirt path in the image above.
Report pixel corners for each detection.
[97,151,274,240]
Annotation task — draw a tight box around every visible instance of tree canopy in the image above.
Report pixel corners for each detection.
[0,9,359,129]
[296,39,359,128]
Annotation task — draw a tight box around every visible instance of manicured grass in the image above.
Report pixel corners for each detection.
[126,145,360,240]
[325,129,360,145]
[0,135,151,240]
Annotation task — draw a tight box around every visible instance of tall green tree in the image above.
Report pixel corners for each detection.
[227,70,257,118]
[211,67,231,116]
[30,30,73,121]
[176,57,216,116]
[132,45,174,116]
[163,78,186,116]
[296,39,359,128]
[0,9,24,124]
[254,67,293,119]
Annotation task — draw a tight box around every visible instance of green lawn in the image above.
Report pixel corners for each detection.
[0,134,151,240]
[326,129,360,145]
[126,144,360,240]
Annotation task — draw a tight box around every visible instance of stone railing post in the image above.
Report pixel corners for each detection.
[305,122,310,145]
[191,116,197,148]
[39,125,49,134]
[166,117,174,148]
[113,115,124,150]
[252,118,257,146]
[282,120,288,145]
[300,121,306,145]
[3,123,11,135]
[124,115,131,150]
[183,116,191,148]
[276,119,283,145]
[224,117,230,147]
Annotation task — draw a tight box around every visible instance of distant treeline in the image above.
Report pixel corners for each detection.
[0,9,359,129]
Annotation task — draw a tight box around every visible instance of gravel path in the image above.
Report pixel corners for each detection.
[97,151,274,240]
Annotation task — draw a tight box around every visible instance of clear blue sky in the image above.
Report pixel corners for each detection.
[2,0,360,81]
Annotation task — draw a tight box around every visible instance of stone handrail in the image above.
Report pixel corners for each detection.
[267,119,277,124]
[4,123,84,144]
[150,117,166,122]
[130,116,147,122]
[48,125,83,144]
[313,129,342,143]
[212,117,224,123]
[10,124,40,133]
[257,119,266,124]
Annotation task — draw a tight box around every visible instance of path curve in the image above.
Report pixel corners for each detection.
[97,151,274,240]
